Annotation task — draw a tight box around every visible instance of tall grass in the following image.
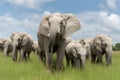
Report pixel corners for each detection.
[0,51,120,80]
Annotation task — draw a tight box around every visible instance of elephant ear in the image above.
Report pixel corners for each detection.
[94,37,103,52]
[10,32,16,40]
[21,34,29,46]
[63,14,81,39]
[72,47,78,58]
[39,15,51,37]
[3,39,7,45]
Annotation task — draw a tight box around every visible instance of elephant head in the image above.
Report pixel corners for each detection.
[73,43,87,68]
[11,32,23,47]
[79,38,93,59]
[0,39,6,49]
[11,32,31,47]
[39,12,81,39]
[94,35,112,53]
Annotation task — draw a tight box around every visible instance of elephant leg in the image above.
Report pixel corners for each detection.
[43,38,52,70]
[97,52,103,64]
[71,59,74,67]
[39,51,45,62]
[56,41,66,70]
[45,50,53,70]
[20,49,25,61]
[4,48,9,57]
[86,54,89,60]
[12,48,18,61]
[65,53,70,66]
[24,52,27,61]
[106,53,112,65]
[27,52,30,60]
[72,58,80,68]
[91,54,96,63]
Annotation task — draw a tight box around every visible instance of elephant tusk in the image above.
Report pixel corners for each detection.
[48,33,51,36]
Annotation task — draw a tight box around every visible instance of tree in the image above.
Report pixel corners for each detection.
[115,43,120,50]
[112,45,118,51]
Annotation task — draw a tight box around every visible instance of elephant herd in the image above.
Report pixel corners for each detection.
[0,32,40,61]
[0,12,112,71]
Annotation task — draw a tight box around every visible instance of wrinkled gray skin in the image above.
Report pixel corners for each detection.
[10,32,33,61]
[0,39,12,56]
[32,41,41,60]
[91,34,112,65]
[79,38,93,59]
[37,12,81,70]
[65,41,86,68]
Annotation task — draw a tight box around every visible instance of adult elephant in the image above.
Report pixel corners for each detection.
[10,32,33,61]
[37,12,81,70]
[65,41,87,68]
[0,38,12,56]
[91,34,112,65]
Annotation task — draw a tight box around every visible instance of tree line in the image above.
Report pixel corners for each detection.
[113,43,120,51]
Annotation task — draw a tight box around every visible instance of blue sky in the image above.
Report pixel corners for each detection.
[0,0,120,44]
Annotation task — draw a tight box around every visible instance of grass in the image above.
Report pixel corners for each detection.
[0,51,120,80]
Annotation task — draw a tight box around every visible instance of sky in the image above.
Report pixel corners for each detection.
[0,0,120,44]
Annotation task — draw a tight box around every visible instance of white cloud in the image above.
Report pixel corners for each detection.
[43,11,51,16]
[3,0,54,9]
[0,11,120,44]
[106,0,119,9]
[0,13,39,40]
[0,11,51,40]
[71,11,120,44]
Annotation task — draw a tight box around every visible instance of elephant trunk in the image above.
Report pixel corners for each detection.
[106,46,112,65]
[12,41,18,61]
[80,55,86,68]
[48,21,61,38]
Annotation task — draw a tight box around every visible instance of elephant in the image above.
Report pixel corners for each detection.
[0,39,6,51]
[65,41,87,68]
[3,39,13,56]
[32,41,42,60]
[37,12,81,70]
[79,38,93,59]
[0,38,13,56]
[10,32,34,61]
[91,34,112,65]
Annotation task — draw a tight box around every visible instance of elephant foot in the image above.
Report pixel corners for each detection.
[45,64,55,73]
[12,58,17,61]
[56,63,64,71]
[6,54,9,57]
[106,62,111,66]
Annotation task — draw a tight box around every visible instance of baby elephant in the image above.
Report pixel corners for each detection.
[65,41,87,68]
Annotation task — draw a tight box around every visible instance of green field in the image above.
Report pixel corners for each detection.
[0,51,120,80]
